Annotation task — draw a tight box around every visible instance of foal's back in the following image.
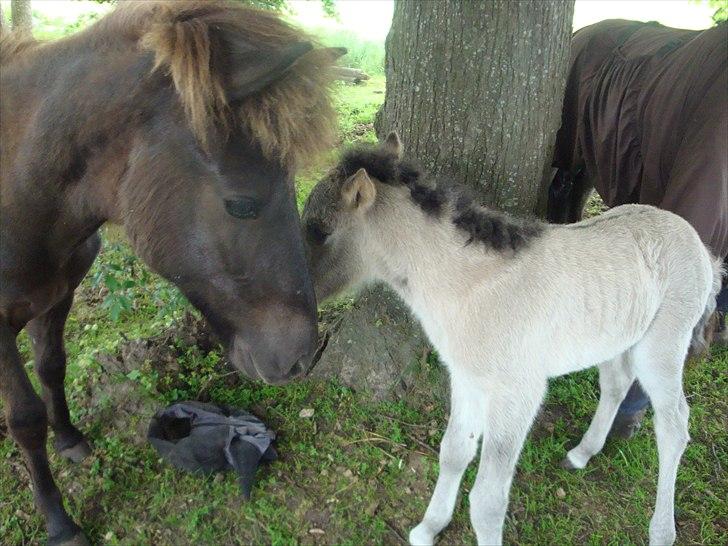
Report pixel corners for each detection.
[452,204,715,379]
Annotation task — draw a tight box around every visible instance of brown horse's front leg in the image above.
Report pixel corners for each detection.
[0,322,87,545]
[568,168,595,223]
[26,233,100,464]
[27,294,91,462]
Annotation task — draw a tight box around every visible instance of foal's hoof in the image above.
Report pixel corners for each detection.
[49,531,90,546]
[58,439,92,464]
[649,525,676,546]
[409,524,436,545]
[560,455,578,470]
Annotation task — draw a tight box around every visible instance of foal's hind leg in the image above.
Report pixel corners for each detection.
[409,375,484,545]
[562,353,635,469]
[27,294,90,462]
[1,323,87,545]
[632,332,691,546]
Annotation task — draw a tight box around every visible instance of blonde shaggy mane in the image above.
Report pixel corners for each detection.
[131,0,338,166]
[1,1,338,167]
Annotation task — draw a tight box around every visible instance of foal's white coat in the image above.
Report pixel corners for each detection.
[339,176,721,545]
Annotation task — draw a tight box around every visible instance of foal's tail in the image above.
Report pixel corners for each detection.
[690,255,726,355]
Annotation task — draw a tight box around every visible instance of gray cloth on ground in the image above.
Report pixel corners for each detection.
[148,401,277,499]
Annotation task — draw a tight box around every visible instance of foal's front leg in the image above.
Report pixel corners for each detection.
[0,322,87,545]
[469,380,546,545]
[409,376,484,545]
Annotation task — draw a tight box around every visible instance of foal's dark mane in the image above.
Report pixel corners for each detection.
[0,0,337,166]
[338,145,543,252]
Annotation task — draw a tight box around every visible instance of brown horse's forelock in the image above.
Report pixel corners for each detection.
[19,0,334,168]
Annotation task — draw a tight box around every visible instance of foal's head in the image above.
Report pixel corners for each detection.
[302,132,544,301]
[302,133,416,300]
[110,2,342,383]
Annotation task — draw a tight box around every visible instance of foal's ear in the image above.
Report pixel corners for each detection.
[384,131,403,158]
[225,40,313,102]
[342,168,376,212]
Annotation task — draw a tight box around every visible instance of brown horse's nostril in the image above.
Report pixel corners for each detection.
[289,360,304,378]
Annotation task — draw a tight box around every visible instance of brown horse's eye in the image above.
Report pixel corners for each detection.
[224,197,259,219]
[306,220,330,245]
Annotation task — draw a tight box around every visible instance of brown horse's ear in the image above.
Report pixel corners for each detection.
[342,168,376,212]
[384,131,403,158]
[226,41,313,102]
[320,47,347,61]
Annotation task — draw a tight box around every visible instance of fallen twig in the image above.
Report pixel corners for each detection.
[384,519,408,544]
[408,436,438,457]
[343,436,406,448]
[380,414,429,429]
[332,479,357,498]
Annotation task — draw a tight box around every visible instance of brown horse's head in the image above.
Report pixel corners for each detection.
[110,2,341,383]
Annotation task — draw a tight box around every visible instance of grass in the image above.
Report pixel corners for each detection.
[2,14,727,546]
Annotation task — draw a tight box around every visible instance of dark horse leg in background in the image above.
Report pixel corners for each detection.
[715,257,728,341]
[546,168,594,224]
[0,234,99,545]
[28,296,91,462]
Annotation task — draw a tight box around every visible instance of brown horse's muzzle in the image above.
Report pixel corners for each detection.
[228,305,318,384]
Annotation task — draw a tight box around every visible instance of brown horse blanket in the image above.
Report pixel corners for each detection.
[552,19,728,259]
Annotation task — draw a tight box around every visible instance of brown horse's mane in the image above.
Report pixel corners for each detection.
[0,28,37,59]
[1,1,337,167]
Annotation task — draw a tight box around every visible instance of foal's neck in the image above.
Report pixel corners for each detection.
[367,192,503,309]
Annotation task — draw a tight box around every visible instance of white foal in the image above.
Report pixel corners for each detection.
[302,133,723,546]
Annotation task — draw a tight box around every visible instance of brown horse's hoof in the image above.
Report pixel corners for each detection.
[49,532,89,546]
[609,409,646,440]
[58,439,92,463]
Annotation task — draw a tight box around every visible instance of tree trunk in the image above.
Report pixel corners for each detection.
[11,0,32,32]
[316,0,574,401]
[377,0,573,213]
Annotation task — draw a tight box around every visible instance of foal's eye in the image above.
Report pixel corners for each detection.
[224,197,260,219]
[306,220,330,245]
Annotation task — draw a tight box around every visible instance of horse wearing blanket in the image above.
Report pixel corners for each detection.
[302,134,723,546]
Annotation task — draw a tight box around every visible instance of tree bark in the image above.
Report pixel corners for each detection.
[376,0,573,214]
[317,0,574,400]
[11,0,32,32]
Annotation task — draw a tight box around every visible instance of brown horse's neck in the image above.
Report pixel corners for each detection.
[1,31,160,266]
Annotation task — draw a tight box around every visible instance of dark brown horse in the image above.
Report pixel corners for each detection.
[547,19,727,257]
[0,2,342,543]
[546,19,728,436]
